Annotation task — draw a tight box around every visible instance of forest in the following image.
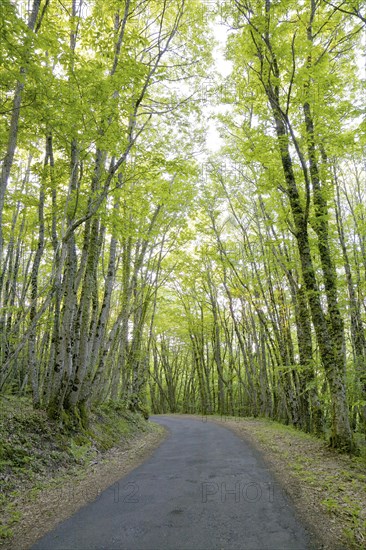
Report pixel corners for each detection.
[0,0,365,454]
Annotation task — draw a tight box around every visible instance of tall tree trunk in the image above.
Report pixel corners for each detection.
[29,139,48,408]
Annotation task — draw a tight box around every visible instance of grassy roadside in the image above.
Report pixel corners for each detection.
[0,396,165,548]
[206,415,366,549]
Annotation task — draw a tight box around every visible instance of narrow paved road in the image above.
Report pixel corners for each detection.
[33,416,311,549]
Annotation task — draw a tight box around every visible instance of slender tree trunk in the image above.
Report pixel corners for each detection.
[29,140,48,407]
[0,0,43,259]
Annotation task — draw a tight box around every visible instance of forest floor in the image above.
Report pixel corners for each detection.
[0,397,166,549]
[206,415,366,549]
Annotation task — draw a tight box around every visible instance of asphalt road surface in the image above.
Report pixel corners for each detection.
[32,415,312,550]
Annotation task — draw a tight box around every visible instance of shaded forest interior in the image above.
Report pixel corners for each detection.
[1,0,366,453]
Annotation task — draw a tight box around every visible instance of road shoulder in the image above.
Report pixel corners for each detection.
[1,423,167,550]
[207,416,365,549]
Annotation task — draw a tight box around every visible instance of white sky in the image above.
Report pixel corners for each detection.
[205,22,233,153]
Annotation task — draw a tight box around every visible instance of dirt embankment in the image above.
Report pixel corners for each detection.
[0,397,166,549]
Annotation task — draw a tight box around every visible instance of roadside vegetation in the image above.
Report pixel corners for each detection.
[0,396,160,546]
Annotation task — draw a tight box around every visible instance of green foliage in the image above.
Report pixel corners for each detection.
[321,497,340,513]
[1,0,365,475]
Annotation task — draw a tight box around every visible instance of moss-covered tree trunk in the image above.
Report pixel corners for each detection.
[271,102,353,450]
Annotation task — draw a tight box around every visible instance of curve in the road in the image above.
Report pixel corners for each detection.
[32,415,312,549]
